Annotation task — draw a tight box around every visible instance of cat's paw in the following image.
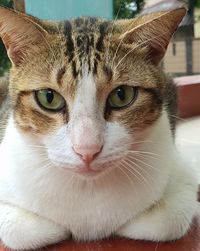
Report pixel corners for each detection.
[0,202,69,250]
[117,166,198,242]
[116,191,198,241]
[116,206,192,241]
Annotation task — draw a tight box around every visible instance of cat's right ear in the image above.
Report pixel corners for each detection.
[0,7,46,66]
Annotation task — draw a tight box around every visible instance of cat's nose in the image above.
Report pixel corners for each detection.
[73,145,103,165]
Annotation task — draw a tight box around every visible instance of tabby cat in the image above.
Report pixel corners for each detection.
[0,6,198,250]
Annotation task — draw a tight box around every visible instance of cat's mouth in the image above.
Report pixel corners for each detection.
[55,160,119,178]
[71,158,122,177]
[50,155,123,178]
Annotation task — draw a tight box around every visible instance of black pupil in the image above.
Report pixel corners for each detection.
[116,88,125,101]
[46,91,54,103]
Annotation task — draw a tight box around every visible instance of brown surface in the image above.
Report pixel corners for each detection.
[43,212,200,251]
[175,75,200,118]
[43,218,200,251]
[0,214,199,251]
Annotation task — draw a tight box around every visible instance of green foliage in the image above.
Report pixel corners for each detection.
[0,0,13,76]
[0,0,12,7]
[0,41,11,76]
[196,0,200,8]
[113,0,144,19]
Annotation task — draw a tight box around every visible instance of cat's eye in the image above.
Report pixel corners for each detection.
[107,85,137,109]
[35,89,65,112]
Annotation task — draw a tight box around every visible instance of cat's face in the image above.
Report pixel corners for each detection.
[0,7,186,177]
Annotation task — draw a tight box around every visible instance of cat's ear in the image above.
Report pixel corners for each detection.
[115,8,186,64]
[0,7,47,66]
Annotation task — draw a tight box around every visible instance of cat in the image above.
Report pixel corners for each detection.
[0,6,198,250]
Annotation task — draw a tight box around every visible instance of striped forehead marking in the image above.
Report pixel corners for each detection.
[63,18,110,79]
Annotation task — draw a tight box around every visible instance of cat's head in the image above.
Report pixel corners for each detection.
[0,7,185,177]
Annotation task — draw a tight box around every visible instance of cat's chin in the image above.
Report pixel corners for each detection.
[72,167,104,177]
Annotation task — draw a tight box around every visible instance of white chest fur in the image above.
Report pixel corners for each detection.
[0,114,198,242]
[0,115,173,238]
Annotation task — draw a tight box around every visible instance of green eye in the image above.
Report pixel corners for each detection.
[108,85,137,109]
[35,89,65,111]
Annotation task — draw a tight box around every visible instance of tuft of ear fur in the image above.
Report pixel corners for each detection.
[115,8,186,64]
[0,7,47,66]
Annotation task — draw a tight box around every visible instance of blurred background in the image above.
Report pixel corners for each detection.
[0,0,200,181]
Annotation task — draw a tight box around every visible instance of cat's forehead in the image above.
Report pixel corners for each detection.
[71,17,109,32]
[32,17,113,90]
[59,17,112,78]
[63,17,111,53]
[11,16,161,93]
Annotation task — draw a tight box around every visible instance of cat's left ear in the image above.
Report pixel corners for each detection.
[115,8,186,64]
[0,7,47,66]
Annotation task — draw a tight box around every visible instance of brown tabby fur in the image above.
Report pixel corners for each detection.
[0,7,185,139]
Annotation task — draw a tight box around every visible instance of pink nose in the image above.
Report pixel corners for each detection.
[73,145,102,165]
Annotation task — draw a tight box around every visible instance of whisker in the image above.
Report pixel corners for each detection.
[128,155,162,173]
[111,34,125,70]
[127,150,163,157]
[125,157,155,184]
[121,161,154,195]
[133,152,160,161]
[55,22,65,57]
[106,4,122,64]
[40,162,53,169]
[114,30,171,71]
[26,144,48,149]
[23,152,48,158]
[118,165,135,185]
[126,140,154,145]
[169,114,186,122]
[122,159,151,189]
[25,17,57,63]
[111,19,139,69]
[121,160,144,185]
[124,160,155,195]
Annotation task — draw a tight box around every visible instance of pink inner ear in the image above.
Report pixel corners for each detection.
[7,43,26,66]
[147,44,167,65]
